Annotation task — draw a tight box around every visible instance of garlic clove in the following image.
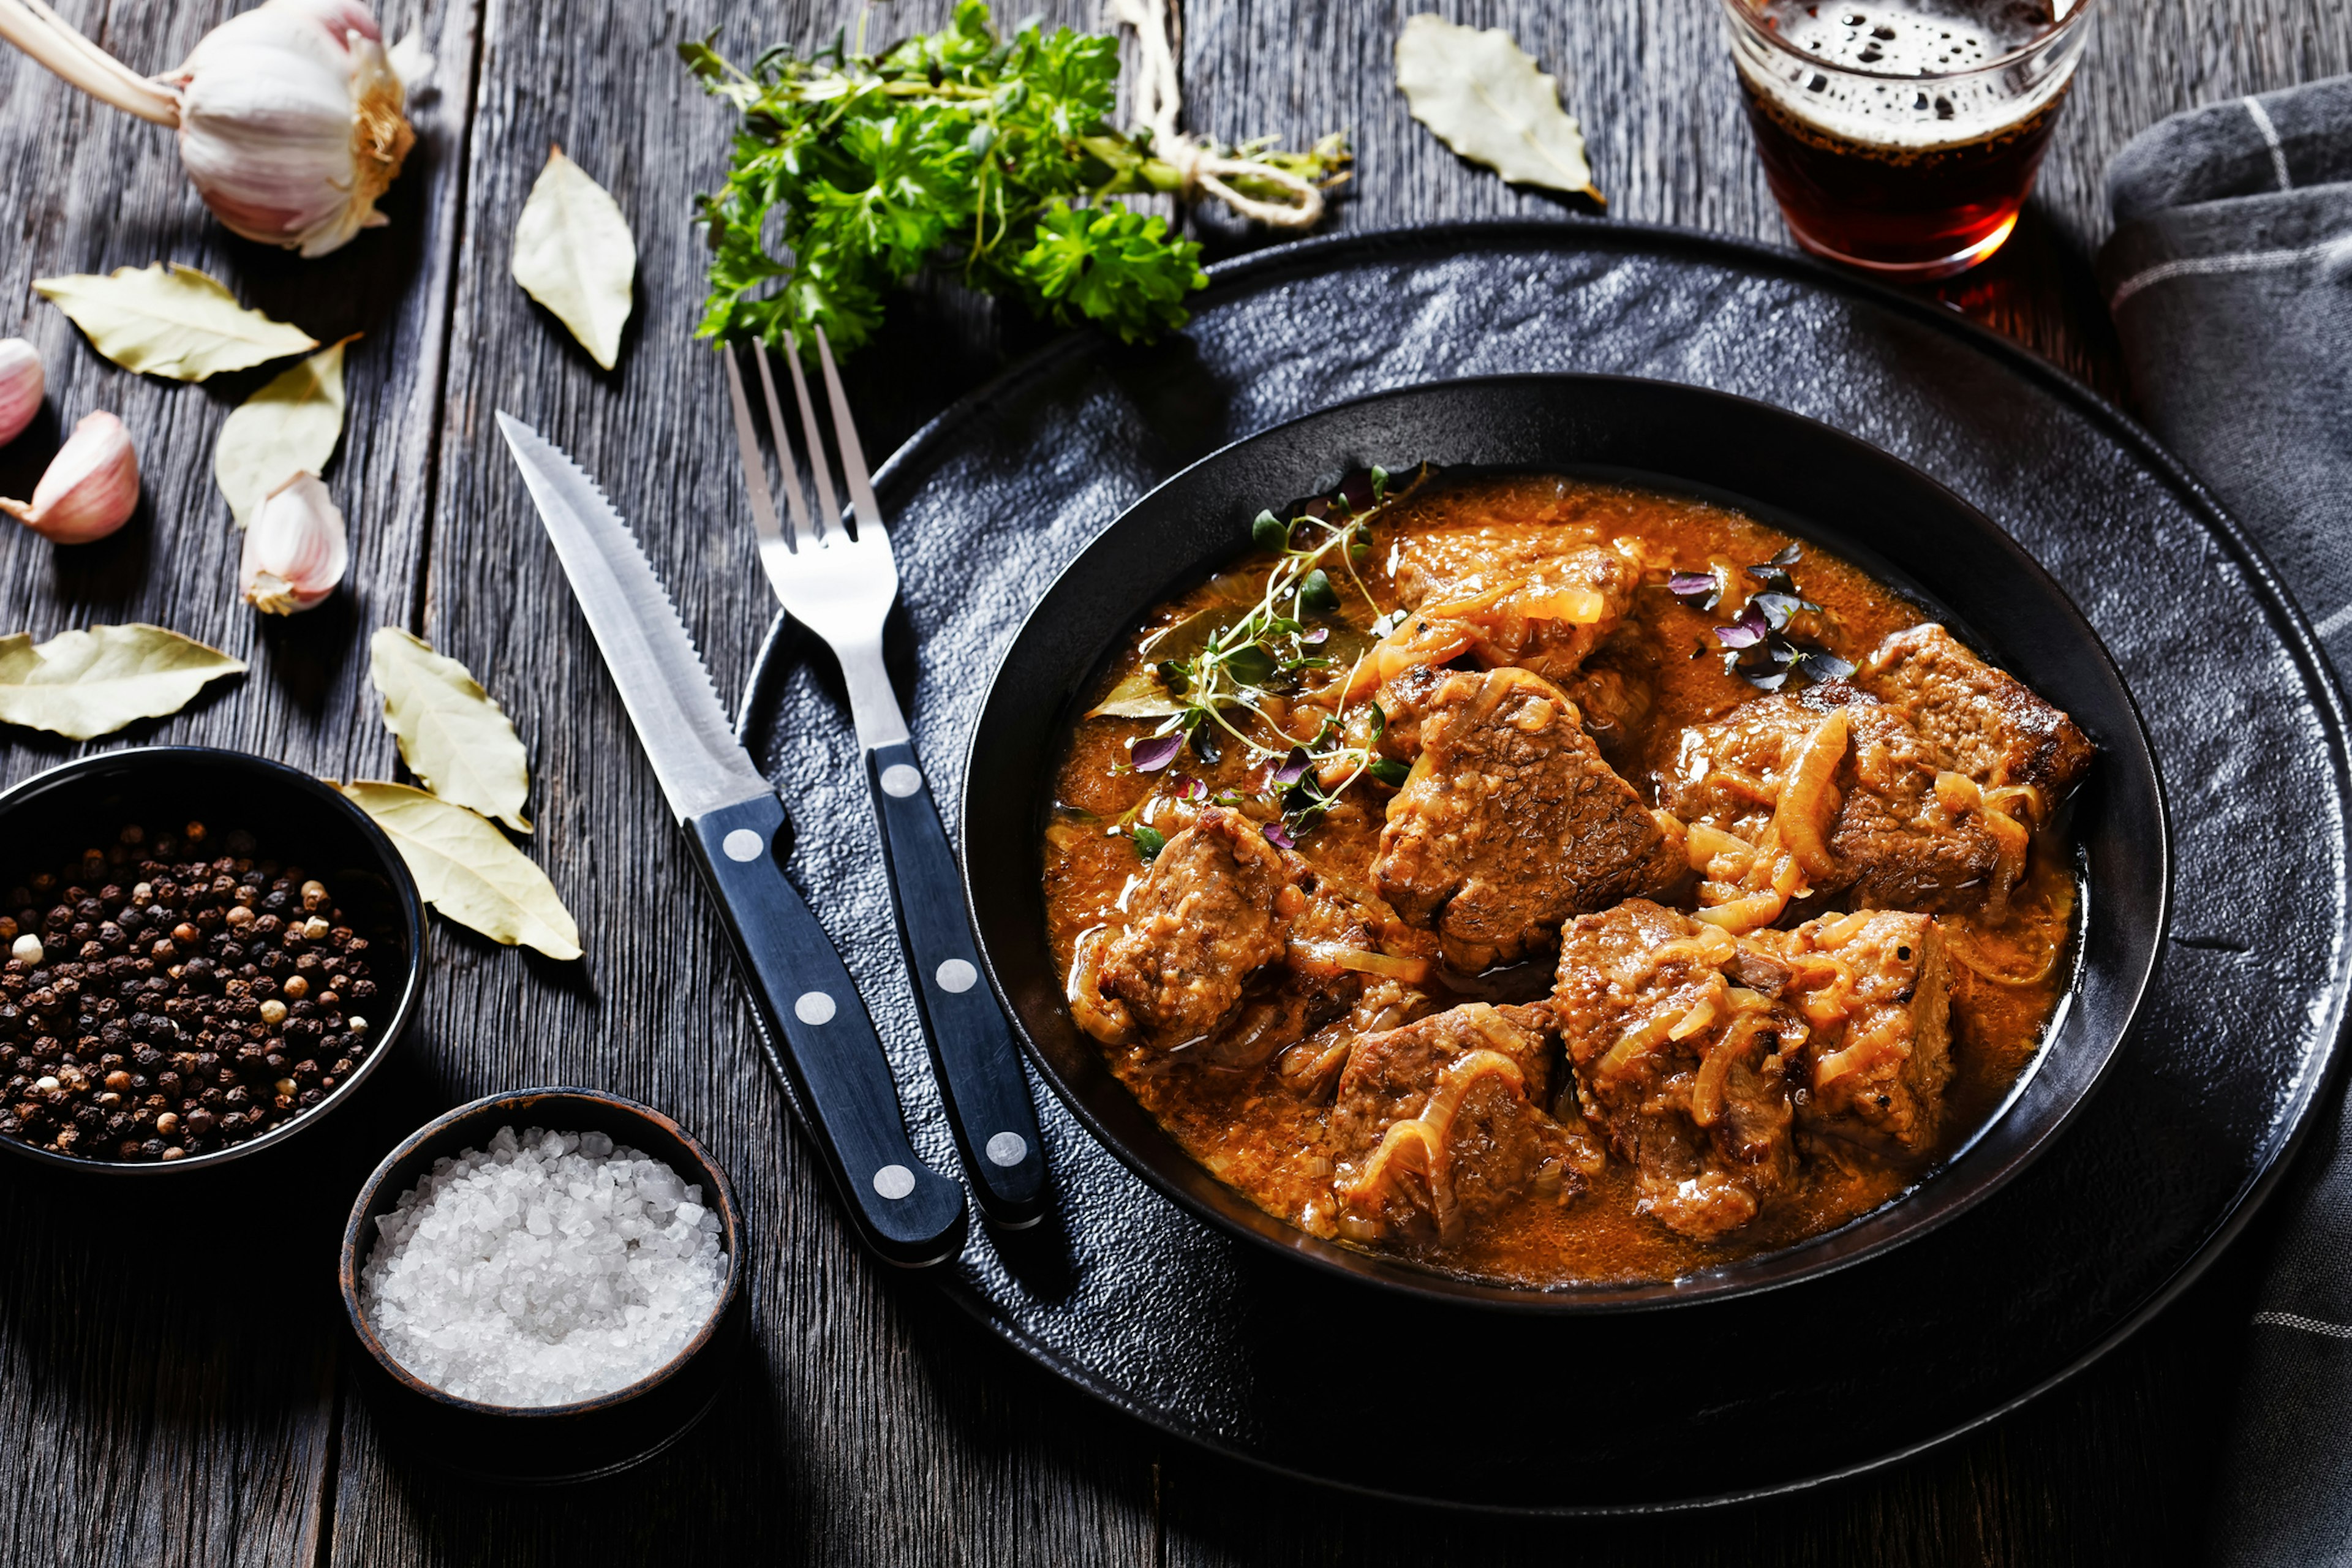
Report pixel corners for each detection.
[1,410,138,544]
[241,470,350,614]
[0,339,43,447]
[170,0,417,258]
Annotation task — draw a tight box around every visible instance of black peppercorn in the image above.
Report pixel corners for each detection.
[0,826,380,1163]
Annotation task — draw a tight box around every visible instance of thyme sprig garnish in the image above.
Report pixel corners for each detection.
[1123,464,1427,854]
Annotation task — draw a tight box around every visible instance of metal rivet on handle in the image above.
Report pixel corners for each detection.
[722,828,763,862]
[935,958,977,993]
[880,763,924,797]
[986,1132,1028,1168]
[794,991,835,1025]
[873,1164,916,1200]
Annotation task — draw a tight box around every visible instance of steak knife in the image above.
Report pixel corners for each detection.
[499,413,967,1270]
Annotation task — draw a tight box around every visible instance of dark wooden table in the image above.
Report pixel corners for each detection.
[2,0,2345,1561]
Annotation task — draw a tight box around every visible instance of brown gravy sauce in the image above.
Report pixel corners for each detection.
[1041,474,2073,1287]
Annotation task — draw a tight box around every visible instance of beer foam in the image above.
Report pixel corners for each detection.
[1735,0,2079,151]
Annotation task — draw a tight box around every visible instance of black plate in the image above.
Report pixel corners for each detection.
[962,372,2168,1309]
[738,221,2352,1510]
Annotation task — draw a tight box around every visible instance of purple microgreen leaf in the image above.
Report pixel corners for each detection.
[1667,570,1719,606]
[1339,470,1375,513]
[1768,543,1803,567]
[1796,649,1856,682]
[1270,746,1311,787]
[1262,820,1297,851]
[1301,497,1330,521]
[1724,651,1790,692]
[1171,772,1207,801]
[1300,625,1329,645]
[1714,603,1771,649]
[1189,726,1222,766]
[1751,592,1801,631]
[1131,733,1183,772]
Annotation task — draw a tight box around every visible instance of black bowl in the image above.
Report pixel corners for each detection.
[0,745,427,1174]
[338,1088,747,1484]
[962,373,2169,1310]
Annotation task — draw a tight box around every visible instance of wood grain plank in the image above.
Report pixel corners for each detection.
[0,0,472,1563]
[313,0,2352,1561]
[322,2,1159,1564]
[2,0,2345,1561]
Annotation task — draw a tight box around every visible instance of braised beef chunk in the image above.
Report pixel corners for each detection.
[1376,666,1687,973]
[1776,910,1952,1152]
[1659,683,2007,917]
[1384,526,1643,684]
[1071,807,1300,1050]
[1860,624,2092,825]
[1558,638,1656,771]
[1214,873,1434,1074]
[1276,978,1426,1099]
[1331,1001,1601,1246]
[1553,900,1805,1241]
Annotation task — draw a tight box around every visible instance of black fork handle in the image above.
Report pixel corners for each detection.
[864,741,1048,1227]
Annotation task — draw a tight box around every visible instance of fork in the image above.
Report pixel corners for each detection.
[722,328,1047,1231]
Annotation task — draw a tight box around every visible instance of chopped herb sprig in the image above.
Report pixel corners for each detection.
[680,1,1350,360]
[1126,465,1427,850]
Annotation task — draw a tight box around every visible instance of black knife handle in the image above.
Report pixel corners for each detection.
[685,794,967,1268]
[865,741,1047,1228]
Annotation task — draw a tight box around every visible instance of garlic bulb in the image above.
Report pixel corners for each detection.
[241,471,349,614]
[1,410,138,543]
[0,338,41,447]
[170,0,418,257]
[0,0,429,258]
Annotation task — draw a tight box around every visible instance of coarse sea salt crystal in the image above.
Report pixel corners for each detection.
[357,1125,728,1407]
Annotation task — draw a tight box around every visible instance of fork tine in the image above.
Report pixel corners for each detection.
[750,342,816,549]
[813,326,886,543]
[780,329,844,540]
[722,350,785,545]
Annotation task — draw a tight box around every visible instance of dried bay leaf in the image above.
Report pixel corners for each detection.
[1394,15,1604,204]
[1086,598,1263,717]
[0,623,246,739]
[368,627,533,832]
[1084,667,1192,719]
[33,263,318,382]
[335,781,582,960]
[214,336,357,527]
[512,147,636,371]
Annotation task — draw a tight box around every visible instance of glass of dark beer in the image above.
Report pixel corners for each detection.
[1721,0,2099,279]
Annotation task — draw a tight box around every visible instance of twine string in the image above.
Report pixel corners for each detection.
[1108,0,1324,229]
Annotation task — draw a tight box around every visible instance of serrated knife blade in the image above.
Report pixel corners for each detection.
[498,413,774,821]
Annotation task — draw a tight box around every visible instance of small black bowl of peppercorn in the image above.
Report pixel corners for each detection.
[0,747,426,1172]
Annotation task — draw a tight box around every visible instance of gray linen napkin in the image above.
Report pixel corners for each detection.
[2097,77,2352,1564]
[2100,78,2352,666]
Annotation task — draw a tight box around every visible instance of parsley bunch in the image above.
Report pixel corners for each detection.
[680,1,1348,359]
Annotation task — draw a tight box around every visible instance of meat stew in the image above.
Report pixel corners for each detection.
[1042,470,2087,1287]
